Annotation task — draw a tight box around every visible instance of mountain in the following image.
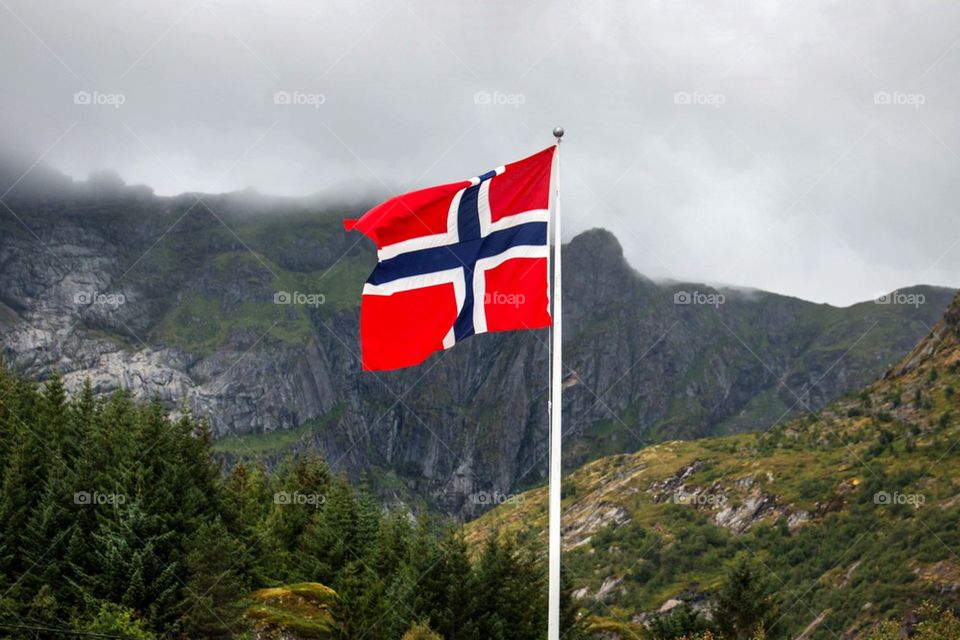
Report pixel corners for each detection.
[0,171,954,516]
[465,291,960,638]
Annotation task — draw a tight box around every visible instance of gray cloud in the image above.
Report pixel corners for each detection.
[1,0,958,304]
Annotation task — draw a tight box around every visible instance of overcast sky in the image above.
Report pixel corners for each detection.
[2,0,959,305]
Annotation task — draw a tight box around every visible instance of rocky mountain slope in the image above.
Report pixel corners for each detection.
[465,292,960,638]
[0,169,954,515]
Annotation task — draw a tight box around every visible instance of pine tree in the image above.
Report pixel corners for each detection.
[297,474,357,583]
[353,483,382,559]
[87,498,182,632]
[441,532,474,640]
[68,380,97,454]
[333,559,389,640]
[468,534,513,640]
[19,468,79,603]
[715,557,774,639]
[410,528,473,640]
[374,513,419,638]
[39,373,70,460]
[66,387,134,609]
[466,534,550,640]
[0,379,48,594]
[179,517,250,639]
[0,358,18,478]
[89,390,139,485]
[559,568,590,640]
[223,461,270,537]
[262,453,332,579]
[222,461,272,583]
[174,412,222,525]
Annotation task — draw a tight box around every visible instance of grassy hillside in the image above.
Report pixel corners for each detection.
[466,293,960,639]
[143,210,372,354]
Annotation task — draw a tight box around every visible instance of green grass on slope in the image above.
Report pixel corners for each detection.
[150,250,368,354]
[122,207,372,354]
[715,387,792,435]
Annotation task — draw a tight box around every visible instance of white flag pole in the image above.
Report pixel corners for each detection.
[547,126,564,640]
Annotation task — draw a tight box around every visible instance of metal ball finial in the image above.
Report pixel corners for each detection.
[553,126,564,139]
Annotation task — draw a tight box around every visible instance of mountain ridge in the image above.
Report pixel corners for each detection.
[0,180,955,516]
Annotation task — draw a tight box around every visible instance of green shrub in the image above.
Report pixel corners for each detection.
[863,602,960,640]
[83,603,156,640]
[402,621,443,640]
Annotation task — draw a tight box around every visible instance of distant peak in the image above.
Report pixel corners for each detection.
[568,228,623,257]
[85,169,126,191]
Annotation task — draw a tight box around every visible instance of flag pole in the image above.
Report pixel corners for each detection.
[548,125,564,640]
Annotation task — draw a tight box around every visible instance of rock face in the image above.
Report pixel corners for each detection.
[247,583,337,639]
[0,178,955,517]
[887,290,960,378]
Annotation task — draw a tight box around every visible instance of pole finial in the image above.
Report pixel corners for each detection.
[552,126,564,139]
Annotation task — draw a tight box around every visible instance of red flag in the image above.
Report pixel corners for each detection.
[345,147,555,370]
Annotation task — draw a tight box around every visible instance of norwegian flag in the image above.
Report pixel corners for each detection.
[344,146,555,371]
